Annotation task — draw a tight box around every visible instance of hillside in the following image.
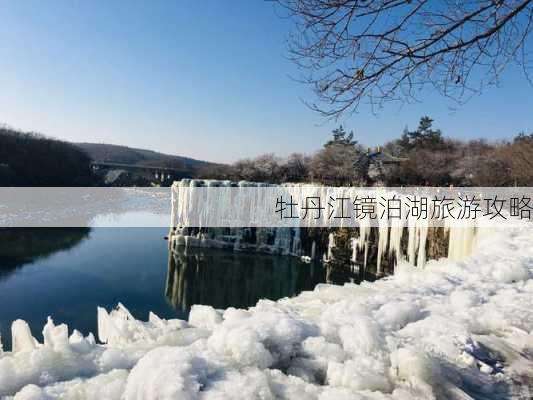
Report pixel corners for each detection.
[75,142,210,170]
[0,128,94,186]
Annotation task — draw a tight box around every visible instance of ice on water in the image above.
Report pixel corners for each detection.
[2,223,533,398]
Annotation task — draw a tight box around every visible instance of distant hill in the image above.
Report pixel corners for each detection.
[0,128,94,186]
[75,142,211,170]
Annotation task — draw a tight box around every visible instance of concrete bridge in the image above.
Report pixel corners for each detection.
[91,161,192,183]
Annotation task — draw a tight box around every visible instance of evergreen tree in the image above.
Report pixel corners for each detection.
[400,116,444,151]
[325,126,357,147]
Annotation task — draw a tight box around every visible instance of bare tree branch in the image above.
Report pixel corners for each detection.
[275,0,533,119]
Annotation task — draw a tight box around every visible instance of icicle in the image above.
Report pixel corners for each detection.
[351,237,357,263]
[407,225,417,265]
[376,219,389,275]
[357,221,370,250]
[291,228,301,255]
[11,320,38,353]
[447,224,478,261]
[234,236,243,251]
[363,241,369,270]
[416,221,429,268]
[327,233,335,261]
[274,228,292,255]
[170,180,484,274]
[389,208,405,266]
[355,216,371,267]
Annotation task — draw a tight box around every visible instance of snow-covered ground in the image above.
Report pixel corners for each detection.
[1,223,532,400]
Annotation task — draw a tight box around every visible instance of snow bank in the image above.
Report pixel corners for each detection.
[1,223,533,399]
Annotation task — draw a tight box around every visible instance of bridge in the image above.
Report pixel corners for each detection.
[90,161,193,183]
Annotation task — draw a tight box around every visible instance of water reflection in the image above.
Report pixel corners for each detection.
[0,228,91,277]
[324,264,373,285]
[166,247,327,311]
[0,227,360,351]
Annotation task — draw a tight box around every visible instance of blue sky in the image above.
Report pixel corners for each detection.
[1,0,532,163]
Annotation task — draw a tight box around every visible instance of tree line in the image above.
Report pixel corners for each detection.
[2,122,530,187]
[197,117,533,187]
[0,127,95,186]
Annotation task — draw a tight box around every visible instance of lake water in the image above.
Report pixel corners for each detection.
[0,227,329,350]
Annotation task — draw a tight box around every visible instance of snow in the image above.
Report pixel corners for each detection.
[124,347,206,400]
[1,222,533,399]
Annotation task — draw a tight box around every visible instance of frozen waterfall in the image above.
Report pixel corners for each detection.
[169,179,480,275]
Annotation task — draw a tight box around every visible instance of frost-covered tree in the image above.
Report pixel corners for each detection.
[310,126,368,185]
[231,154,282,183]
[279,153,311,182]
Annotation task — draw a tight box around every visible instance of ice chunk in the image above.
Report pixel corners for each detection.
[97,306,119,344]
[375,300,424,331]
[14,369,128,400]
[202,367,274,400]
[11,320,38,353]
[13,384,49,400]
[449,289,482,309]
[208,301,317,369]
[390,347,439,398]
[124,346,207,400]
[68,329,96,354]
[98,347,133,371]
[326,358,392,392]
[2,220,533,399]
[42,317,69,351]
[490,260,530,283]
[188,305,223,331]
[208,324,273,368]
[98,303,194,347]
[301,336,346,363]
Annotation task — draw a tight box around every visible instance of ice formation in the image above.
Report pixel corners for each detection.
[170,180,306,258]
[1,219,532,399]
[170,180,481,273]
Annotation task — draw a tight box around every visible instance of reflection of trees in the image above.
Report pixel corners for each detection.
[165,247,326,312]
[0,228,91,277]
[325,264,368,286]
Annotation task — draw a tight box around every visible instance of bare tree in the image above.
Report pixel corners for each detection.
[230,154,283,182]
[279,152,311,182]
[500,133,533,185]
[276,0,533,118]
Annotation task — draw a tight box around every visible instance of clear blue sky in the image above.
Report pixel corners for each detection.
[1,0,532,163]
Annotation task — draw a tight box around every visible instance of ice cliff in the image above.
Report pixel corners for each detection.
[169,180,480,277]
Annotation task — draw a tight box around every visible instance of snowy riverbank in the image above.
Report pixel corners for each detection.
[1,223,532,399]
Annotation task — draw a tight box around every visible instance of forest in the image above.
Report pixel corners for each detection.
[198,117,533,187]
[2,119,532,187]
[0,127,94,186]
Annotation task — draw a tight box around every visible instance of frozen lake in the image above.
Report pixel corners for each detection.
[0,227,327,350]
